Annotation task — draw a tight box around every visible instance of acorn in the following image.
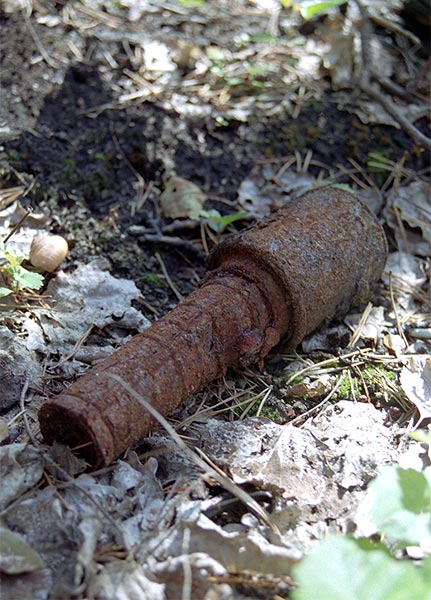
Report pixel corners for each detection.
[29,234,68,273]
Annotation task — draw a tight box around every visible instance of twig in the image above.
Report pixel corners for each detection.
[2,207,33,243]
[388,272,409,349]
[348,301,373,348]
[155,252,184,302]
[369,13,420,46]
[354,0,431,151]
[359,82,431,151]
[289,373,346,427]
[24,13,59,69]
[20,376,36,444]
[51,325,94,369]
[129,229,205,261]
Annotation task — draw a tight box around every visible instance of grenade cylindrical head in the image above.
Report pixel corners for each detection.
[206,186,388,349]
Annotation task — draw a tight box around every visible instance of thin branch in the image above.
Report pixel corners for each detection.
[359,82,431,151]
[354,0,431,151]
[156,251,185,303]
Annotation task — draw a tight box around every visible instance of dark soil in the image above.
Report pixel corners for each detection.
[1,5,429,314]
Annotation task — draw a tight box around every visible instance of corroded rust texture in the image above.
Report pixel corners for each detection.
[38,187,387,467]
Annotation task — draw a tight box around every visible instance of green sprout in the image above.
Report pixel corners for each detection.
[0,243,44,297]
[199,209,248,234]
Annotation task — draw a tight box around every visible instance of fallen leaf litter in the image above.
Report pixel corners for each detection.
[1,0,430,597]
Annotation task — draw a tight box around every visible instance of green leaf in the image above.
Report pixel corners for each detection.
[247,64,271,76]
[0,243,25,267]
[215,115,229,127]
[297,0,347,20]
[369,466,431,547]
[410,430,431,446]
[249,33,280,43]
[292,535,431,600]
[329,183,356,194]
[0,287,13,297]
[176,0,205,7]
[226,76,244,86]
[199,209,248,233]
[10,265,44,291]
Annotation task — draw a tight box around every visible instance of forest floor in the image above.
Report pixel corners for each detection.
[0,1,430,599]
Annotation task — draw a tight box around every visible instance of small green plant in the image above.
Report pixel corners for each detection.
[329,182,356,194]
[0,243,44,297]
[365,150,394,186]
[292,438,431,599]
[333,363,396,401]
[199,209,247,234]
[146,273,165,289]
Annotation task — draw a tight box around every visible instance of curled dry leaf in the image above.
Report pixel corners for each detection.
[0,527,43,574]
[400,356,431,422]
[160,176,207,219]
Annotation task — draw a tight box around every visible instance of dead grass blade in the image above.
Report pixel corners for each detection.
[107,373,281,536]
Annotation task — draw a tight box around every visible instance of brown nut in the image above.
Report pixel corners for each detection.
[29,234,68,272]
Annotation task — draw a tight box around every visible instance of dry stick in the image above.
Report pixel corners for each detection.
[52,325,94,369]
[20,376,36,444]
[106,373,281,537]
[2,207,32,243]
[290,373,346,428]
[130,231,205,261]
[348,301,373,349]
[23,14,59,69]
[388,272,409,349]
[355,0,431,152]
[156,252,185,302]
[359,82,431,152]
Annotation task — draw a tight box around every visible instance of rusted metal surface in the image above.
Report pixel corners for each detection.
[38,187,387,467]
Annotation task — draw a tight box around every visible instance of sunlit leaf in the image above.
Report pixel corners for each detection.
[0,243,25,267]
[296,0,346,20]
[10,265,44,291]
[411,430,431,446]
[292,536,430,600]
[369,466,431,547]
[176,0,205,7]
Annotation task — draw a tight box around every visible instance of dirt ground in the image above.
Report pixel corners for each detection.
[0,1,430,599]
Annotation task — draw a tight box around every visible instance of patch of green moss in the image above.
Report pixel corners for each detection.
[62,156,77,183]
[333,363,397,400]
[146,273,165,289]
